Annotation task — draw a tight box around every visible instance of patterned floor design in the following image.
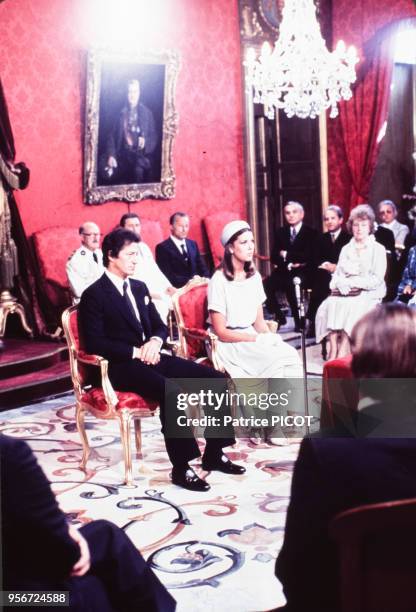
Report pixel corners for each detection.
[0,394,307,611]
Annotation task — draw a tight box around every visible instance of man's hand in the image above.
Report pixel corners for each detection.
[165,286,177,296]
[107,156,118,168]
[320,262,337,273]
[68,524,91,577]
[134,338,161,365]
[403,284,414,295]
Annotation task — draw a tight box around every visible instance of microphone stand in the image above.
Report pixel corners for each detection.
[294,279,310,434]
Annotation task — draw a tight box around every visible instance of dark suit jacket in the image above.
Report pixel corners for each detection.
[155,237,209,288]
[275,407,416,612]
[271,224,318,272]
[315,230,351,267]
[375,225,396,261]
[1,434,80,587]
[79,273,167,364]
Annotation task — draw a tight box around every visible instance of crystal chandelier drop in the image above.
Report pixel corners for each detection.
[245,0,358,119]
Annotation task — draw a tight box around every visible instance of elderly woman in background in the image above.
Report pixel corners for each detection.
[208,220,302,445]
[315,204,386,360]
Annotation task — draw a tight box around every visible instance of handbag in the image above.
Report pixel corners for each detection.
[331,288,362,297]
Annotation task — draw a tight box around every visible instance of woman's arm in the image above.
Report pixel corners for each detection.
[253,305,270,333]
[352,244,387,290]
[210,310,256,342]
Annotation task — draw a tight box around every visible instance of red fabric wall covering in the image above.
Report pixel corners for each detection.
[0,0,245,246]
[328,0,416,213]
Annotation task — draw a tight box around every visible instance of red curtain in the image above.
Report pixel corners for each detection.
[328,0,416,215]
[338,27,397,210]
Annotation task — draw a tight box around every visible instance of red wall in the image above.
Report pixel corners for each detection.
[0,0,245,246]
[328,0,416,208]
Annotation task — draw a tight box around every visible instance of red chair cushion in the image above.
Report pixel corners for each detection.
[204,212,241,266]
[140,219,164,256]
[179,286,209,358]
[81,388,158,412]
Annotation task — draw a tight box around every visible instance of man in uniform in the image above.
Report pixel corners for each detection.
[104,79,158,185]
[66,222,104,303]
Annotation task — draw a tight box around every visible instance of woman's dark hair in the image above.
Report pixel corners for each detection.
[219,228,255,281]
[351,303,416,379]
[102,228,139,267]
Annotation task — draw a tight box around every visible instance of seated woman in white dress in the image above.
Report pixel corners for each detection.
[315,204,386,361]
[208,220,302,445]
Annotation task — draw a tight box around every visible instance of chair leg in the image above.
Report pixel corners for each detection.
[75,403,90,472]
[134,419,142,457]
[118,410,135,488]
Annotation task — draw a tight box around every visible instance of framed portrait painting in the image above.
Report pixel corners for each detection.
[84,48,180,204]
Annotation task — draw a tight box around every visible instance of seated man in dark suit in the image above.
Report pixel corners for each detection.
[275,303,416,612]
[264,201,318,330]
[306,205,351,337]
[79,228,244,492]
[1,433,176,611]
[155,212,209,288]
[374,222,398,301]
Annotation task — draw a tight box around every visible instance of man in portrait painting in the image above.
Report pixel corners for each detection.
[103,79,158,185]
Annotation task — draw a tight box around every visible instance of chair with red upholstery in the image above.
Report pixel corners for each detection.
[32,226,78,316]
[330,497,416,612]
[320,355,358,430]
[140,218,164,256]
[61,305,158,487]
[171,276,225,372]
[203,212,240,268]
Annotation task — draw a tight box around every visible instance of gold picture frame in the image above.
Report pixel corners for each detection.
[84,48,180,204]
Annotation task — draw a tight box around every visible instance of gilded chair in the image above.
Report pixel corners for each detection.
[171,276,225,372]
[330,497,416,612]
[171,276,277,370]
[61,305,158,487]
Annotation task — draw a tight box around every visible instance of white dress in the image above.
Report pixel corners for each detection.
[207,270,302,378]
[315,235,386,342]
[130,242,172,323]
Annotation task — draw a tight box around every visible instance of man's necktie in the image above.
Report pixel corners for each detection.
[330,232,336,244]
[93,252,98,264]
[181,243,189,262]
[290,227,296,244]
[123,281,143,342]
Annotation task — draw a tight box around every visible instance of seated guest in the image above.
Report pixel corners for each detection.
[315,205,386,360]
[208,220,302,445]
[1,434,176,611]
[275,303,416,612]
[306,205,351,337]
[120,212,176,323]
[374,219,398,301]
[66,222,104,303]
[396,245,416,305]
[264,201,317,330]
[79,228,245,493]
[156,212,209,288]
[377,198,409,253]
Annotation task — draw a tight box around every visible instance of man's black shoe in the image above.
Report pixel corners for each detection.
[171,466,210,492]
[202,455,246,475]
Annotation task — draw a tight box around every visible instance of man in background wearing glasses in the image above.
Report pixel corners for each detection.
[66,221,104,303]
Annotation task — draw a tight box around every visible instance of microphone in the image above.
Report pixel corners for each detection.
[293,276,302,314]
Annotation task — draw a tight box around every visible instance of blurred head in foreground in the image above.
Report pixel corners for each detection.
[351,303,416,400]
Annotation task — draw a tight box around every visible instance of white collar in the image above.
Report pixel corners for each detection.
[381,220,397,229]
[170,234,187,249]
[105,269,127,295]
[290,221,303,234]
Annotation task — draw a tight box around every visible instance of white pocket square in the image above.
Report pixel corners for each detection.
[144,296,150,305]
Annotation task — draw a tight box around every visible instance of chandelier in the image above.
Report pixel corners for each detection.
[245,0,358,119]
